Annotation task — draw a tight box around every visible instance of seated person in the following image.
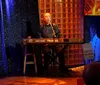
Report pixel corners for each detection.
[90,23,100,62]
[83,62,100,85]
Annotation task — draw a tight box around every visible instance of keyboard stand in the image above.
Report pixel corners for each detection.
[41,44,69,67]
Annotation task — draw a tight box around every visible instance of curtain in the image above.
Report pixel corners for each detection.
[0,0,27,75]
[0,0,39,75]
[0,0,8,75]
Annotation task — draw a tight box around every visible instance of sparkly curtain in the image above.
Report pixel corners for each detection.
[0,0,39,75]
[4,0,26,73]
[0,0,8,75]
[0,0,27,74]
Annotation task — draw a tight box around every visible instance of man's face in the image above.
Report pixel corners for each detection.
[44,13,51,24]
[90,27,96,39]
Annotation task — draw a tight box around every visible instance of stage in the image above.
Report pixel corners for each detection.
[0,66,84,85]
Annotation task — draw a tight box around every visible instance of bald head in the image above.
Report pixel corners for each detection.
[43,13,52,24]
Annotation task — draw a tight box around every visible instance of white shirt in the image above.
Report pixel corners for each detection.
[91,34,100,61]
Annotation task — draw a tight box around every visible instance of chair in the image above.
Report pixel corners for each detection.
[82,43,94,64]
[23,45,37,74]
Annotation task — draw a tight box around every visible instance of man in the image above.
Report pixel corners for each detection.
[39,13,70,73]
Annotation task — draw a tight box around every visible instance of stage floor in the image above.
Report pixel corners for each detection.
[0,66,84,85]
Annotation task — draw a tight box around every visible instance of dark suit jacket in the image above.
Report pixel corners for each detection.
[39,24,61,38]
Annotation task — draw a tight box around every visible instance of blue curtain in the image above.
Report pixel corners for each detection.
[0,0,8,75]
[0,0,39,75]
[0,0,27,75]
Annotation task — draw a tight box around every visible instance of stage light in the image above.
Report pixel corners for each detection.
[0,0,8,73]
[56,0,62,2]
[5,0,14,23]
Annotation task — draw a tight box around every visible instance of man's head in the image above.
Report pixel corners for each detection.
[43,13,51,24]
[90,24,96,39]
[83,62,100,85]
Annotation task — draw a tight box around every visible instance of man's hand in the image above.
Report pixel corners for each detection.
[27,36,31,39]
[44,44,48,46]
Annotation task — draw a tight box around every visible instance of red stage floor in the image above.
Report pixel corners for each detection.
[0,66,84,85]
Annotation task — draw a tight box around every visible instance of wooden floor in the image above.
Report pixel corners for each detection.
[0,66,84,85]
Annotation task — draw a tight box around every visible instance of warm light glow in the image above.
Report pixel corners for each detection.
[56,0,62,2]
[38,0,84,65]
[85,0,100,15]
[92,4,96,15]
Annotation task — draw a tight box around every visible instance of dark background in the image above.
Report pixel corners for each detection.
[0,0,40,75]
[84,16,100,43]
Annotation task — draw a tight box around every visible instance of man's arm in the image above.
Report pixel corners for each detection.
[37,25,44,38]
[53,24,61,38]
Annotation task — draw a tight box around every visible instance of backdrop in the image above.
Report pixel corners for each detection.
[0,0,40,75]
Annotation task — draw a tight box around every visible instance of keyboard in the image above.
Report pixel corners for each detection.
[23,38,68,45]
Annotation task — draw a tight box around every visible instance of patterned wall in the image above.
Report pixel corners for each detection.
[84,0,100,15]
[38,0,84,65]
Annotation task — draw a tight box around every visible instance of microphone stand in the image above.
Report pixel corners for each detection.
[49,23,57,65]
[49,23,56,38]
